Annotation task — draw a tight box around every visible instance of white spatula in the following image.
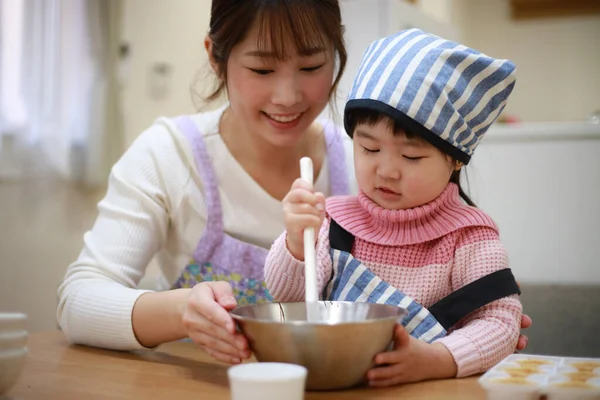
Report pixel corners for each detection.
[300,157,320,322]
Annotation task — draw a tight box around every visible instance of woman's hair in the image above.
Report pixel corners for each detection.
[345,108,477,207]
[193,0,347,109]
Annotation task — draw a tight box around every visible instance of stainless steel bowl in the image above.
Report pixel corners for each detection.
[231,301,405,390]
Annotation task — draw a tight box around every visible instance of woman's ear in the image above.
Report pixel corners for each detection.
[204,35,219,75]
[455,160,464,171]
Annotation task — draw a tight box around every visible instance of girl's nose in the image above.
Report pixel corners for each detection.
[377,161,401,180]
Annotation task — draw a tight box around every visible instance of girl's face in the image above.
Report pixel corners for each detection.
[353,119,456,210]
[218,24,335,148]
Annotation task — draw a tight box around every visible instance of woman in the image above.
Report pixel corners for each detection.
[57,0,531,364]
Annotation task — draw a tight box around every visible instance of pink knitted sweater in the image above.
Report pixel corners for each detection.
[264,183,522,378]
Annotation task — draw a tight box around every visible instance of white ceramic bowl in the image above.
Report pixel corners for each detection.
[0,331,27,352]
[0,347,28,395]
[0,313,27,395]
[0,313,27,334]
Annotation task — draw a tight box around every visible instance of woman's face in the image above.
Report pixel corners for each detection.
[217,24,336,148]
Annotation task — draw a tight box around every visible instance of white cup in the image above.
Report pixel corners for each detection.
[228,362,307,400]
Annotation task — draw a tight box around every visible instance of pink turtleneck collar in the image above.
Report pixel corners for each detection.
[325,183,498,246]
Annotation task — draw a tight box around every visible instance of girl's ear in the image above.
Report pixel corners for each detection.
[445,155,460,173]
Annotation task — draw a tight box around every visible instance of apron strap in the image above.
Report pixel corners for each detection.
[173,116,225,263]
[173,116,224,233]
[322,218,354,299]
[328,218,521,331]
[429,268,521,330]
[323,122,350,196]
[329,218,355,253]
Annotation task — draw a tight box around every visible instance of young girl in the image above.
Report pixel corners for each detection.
[265,29,523,386]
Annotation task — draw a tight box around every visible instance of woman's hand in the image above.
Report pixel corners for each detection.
[182,281,250,364]
[282,178,325,260]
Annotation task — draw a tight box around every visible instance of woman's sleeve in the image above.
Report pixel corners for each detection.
[56,121,204,350]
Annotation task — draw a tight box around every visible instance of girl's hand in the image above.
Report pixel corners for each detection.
[517,313,532,351]
[367,325,457,387]
[516,281,532,351]
[182,281,250,364]
[282,178,325,260]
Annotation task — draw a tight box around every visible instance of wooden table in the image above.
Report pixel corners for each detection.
[6,331,487,399]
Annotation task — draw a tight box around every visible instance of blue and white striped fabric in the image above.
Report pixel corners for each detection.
[324,248,447,343]
[344,28,517,164]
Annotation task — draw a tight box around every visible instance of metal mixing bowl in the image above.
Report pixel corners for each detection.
[230,301,405,390]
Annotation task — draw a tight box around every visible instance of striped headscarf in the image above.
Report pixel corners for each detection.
[344,29,517,164]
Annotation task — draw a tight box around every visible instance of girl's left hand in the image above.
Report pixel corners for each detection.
[517,313,532,351]
[366,325,458,387]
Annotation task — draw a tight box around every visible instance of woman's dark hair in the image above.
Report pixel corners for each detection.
[196,0,347,107]
[345,108,477,207]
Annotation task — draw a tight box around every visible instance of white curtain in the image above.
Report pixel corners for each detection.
[0,0,123,186]
[0,0,27,180]
[0,0,27,135]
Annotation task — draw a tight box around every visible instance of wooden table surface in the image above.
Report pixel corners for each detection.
[5,331,487,399]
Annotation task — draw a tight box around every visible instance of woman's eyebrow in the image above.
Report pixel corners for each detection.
[243,47,326,58]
